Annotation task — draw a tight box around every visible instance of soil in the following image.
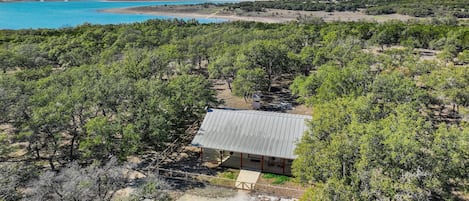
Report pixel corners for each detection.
[179,185,239,199]
[214,80,252,110]
[214,78,312,115]
[176,186,299,201]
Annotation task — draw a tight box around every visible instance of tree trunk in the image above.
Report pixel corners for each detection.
[268,60,273,92]
[46,130,58,171]
[224,76,232,92]
[303,65,311,76]
[342,161,346,179]
[70,133,77,160]
[35,145,40,160]
[452,103,458,112]
[48,156,55,171]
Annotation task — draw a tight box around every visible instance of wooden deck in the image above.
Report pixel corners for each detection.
[235,169,260,190]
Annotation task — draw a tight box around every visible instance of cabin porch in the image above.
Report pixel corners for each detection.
[201,148,293,176]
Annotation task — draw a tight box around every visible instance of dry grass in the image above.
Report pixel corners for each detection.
[213,80,252,110]
[213,79,312,115]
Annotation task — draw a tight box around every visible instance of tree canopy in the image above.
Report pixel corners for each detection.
[0,19,468,200]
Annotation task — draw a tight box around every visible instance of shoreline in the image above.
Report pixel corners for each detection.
[99,7,294,23]
[103,0,173,1]
[100,5,420,24]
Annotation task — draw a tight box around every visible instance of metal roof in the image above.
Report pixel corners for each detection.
[191,109,311,159]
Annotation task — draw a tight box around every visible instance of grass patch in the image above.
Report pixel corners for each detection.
[220,171,237,180]
[262,173,291,185]
[206,169,239,187]
[208,177,235,187]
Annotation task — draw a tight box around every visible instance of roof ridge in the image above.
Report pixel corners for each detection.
[210,108,311,119]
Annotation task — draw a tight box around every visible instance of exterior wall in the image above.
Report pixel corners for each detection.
[203,148,293,176]
[201,147,220,163]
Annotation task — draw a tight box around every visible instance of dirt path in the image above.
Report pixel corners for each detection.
[176,186,298,201]
[176,187,247,201]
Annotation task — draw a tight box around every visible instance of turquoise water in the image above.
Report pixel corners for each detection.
[0,0,232,29]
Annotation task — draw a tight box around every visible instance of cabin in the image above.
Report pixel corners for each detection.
[191,109,311,175]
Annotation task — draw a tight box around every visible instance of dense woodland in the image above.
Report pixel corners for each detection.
[224,0,469,18]
[0,19,468,200]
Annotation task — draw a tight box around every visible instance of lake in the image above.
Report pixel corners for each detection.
[0,0,233,30]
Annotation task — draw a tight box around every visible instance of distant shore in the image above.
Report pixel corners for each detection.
[100,4,419,24]
[102,0,176,2]
[0,0,175,2]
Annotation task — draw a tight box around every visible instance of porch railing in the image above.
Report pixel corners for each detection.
[154,167,306,198]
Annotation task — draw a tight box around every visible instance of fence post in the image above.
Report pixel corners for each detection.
[153,168,304,198]
[156,159,159,176]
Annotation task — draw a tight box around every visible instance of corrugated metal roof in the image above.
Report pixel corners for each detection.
[191,109,311,159]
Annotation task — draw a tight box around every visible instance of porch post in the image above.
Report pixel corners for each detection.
[282,158,286,175]
[261,156,264,171]
[240,152,243,168]
[200,147,203,162]
[220,150,223,164]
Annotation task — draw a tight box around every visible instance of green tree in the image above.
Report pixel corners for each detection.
[0,49,17,73]
[295,102,443,200]
[121,48,152,80]
[457,49,469,64]
[149,44,180,80]
[314,64,372,102]
[370,71,424,105]
[371,23,403,51]
[232,68,268,101]
[24,74,73,170]
[437,45,457,63]
[80,116,140,161]
[240,40,290,91]
[13,44,49,69]
[422,65,469,111]
[432,124,469,188]
[208,46,240,91]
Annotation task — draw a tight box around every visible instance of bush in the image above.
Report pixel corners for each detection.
[366,6,396,15]
[0,162,38,201]
[397,7,434,17]
[129,175,171,201]
[25,158,127,201]
[262,173,291,185]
